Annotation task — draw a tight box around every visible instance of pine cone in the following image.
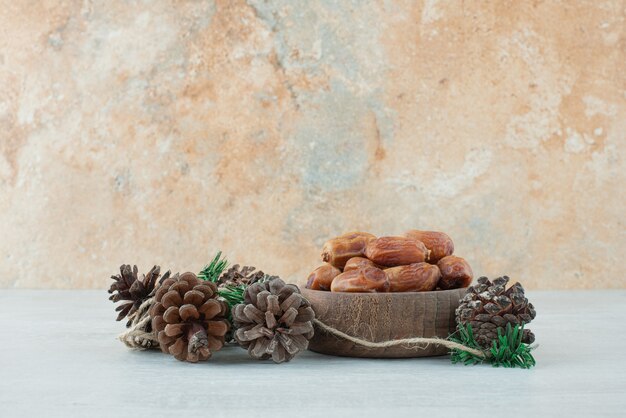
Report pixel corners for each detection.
[108,265,172,326]
[218,264,276,288]
[456,276,536,348]
[150,272,230,362]
[232,278,315,363]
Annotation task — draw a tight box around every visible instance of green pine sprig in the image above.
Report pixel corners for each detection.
[198,251,229,283]
[219,284,246,308]
[198,254,278,328]
[449,323,536,369]
[449,323,485,366]
[488,323,536,368]
[217,274,275,310]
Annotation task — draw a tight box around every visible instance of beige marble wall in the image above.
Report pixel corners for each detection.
[0,0,624,289]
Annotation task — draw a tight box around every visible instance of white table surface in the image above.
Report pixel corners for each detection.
[1,289,624,418]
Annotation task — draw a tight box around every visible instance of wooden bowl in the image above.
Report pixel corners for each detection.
[301,288,466,358]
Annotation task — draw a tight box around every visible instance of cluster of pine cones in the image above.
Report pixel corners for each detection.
[108,263,314,363]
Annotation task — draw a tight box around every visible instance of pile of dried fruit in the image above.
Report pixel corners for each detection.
[306,230,473,293]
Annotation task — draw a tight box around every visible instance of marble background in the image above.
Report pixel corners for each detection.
[0,0,624,289]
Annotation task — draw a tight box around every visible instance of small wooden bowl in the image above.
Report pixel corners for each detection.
[301,288,466,358]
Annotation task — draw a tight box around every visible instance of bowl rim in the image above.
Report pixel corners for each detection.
[300,287,467,297]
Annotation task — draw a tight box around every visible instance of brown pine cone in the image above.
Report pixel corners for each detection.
[456,276,536,348]
[150,272,229,362]
[218,264,277,288]
[108,265,172,326]
[232,278,315,363]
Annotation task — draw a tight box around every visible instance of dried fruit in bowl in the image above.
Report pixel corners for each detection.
[330,267,389,293]
[321,232,376,269]
[305,264,341,291]
[365,236,429,267]
[343,257,383,272]
[437,256,473,289]
[385,262,441,292]
[404,230,454,263]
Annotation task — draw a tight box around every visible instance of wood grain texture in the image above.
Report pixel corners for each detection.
[302,288,466,358]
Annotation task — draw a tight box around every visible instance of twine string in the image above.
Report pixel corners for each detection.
[115,298,485,358]
[312,318,486,358]
[117,297,159,350]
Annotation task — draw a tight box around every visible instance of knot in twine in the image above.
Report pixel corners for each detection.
[312,319,486,358]
[117,297,160,350]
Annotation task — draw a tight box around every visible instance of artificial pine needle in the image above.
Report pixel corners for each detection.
[218,285,246,306]
[198,251,229,283]
[449,323,536,369]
